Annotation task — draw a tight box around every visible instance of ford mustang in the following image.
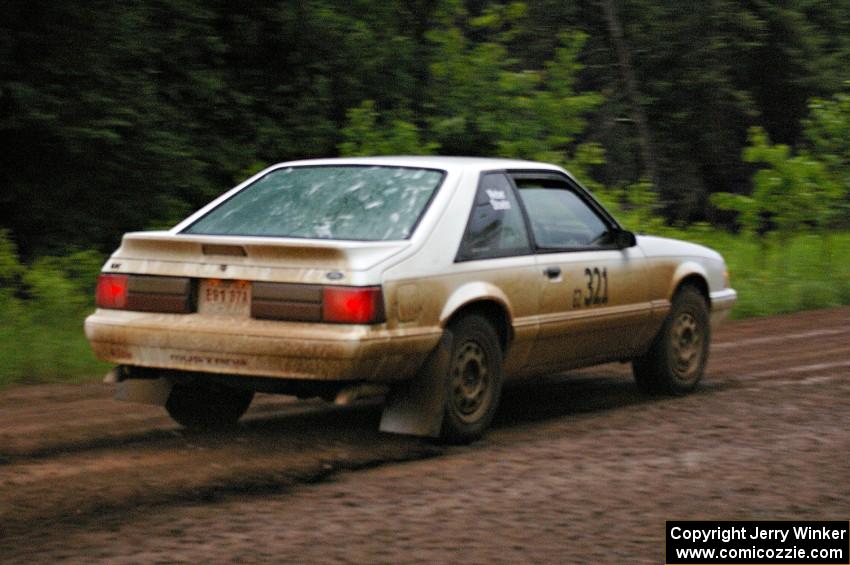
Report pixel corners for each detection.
[85,157,736,442]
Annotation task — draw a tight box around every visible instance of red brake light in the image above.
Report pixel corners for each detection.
[96,274,128,309]
[322,286,385,324]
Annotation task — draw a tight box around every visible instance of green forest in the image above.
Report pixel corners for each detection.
[1,0,849,385]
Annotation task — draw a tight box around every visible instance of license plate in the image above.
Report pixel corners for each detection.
[198,279,251,317]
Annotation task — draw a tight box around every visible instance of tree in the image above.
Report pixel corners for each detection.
[425,2,603,167]
[338,100,438,156]
[803,87,850,213]
[599,0,656,184]
[711,127,842,240]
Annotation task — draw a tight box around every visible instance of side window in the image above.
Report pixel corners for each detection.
[457,173,531,261]
[514,178,610,248]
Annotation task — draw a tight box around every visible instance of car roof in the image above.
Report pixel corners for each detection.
[272,156,566,174]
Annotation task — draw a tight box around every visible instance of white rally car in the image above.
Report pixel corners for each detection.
[86,157,736,442]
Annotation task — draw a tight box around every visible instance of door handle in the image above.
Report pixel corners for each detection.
[544,266,561,279]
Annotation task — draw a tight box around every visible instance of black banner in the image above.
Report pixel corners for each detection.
[666,521,849,564]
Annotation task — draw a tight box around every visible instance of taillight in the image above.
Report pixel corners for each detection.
[96,274,128,309]
[95,274,192,313]
[322,286,385,324]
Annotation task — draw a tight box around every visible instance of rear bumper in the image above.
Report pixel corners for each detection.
[85,310,442,382]
[709,288,737,328]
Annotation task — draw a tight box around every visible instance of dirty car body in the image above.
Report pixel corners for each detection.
[85,157,737,442]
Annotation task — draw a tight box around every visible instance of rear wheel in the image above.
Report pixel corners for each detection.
[440,315,503,444]
[633,286,710,395]
[165,382,254,430]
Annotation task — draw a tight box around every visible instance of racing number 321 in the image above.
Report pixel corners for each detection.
[583,267,608,306]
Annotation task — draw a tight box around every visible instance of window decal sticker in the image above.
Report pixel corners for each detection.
[486,189,511,210]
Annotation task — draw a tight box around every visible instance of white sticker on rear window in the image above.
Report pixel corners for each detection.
[486,189,511,210]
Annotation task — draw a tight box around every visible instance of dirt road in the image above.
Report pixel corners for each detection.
[1,307,848,563]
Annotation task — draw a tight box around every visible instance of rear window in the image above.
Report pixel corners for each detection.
[183,166,445,241]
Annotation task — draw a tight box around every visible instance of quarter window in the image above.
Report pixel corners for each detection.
[456,173,531,261]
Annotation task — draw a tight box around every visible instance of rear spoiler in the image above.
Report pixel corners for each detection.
[114,231,409,272]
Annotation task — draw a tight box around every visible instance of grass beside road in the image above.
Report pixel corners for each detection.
[0,305,112,387]
[676,229,850,319]
[0,241,112,388]
[1,230,848,388]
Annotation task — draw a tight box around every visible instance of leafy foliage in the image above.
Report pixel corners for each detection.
[339,101,438,156]
[0,232,108,386]
[711,127,842,236]
[711,83,850,238]
[425,7,602,165]
[803,86,850,209]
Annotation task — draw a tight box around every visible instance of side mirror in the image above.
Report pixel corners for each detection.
[613,228,637,249]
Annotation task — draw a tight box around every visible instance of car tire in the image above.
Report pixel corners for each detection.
[440,315,504,444]
[165,382,254,430]
[632,286,710,395]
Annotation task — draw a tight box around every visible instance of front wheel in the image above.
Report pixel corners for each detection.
[633,286,710,395]
[440,315,504,444]
[165,382,254,430]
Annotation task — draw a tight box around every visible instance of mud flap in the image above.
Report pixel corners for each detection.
[114,378,173,406]
[379,330,453,438]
